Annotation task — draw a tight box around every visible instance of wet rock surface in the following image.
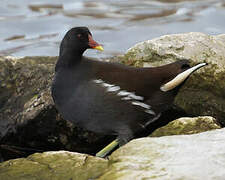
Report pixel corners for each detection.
[1,127,225,180]
[123,32,225,125]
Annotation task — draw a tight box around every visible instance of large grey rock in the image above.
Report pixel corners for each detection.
[123,32,225,125]
[1,128,225,180]
[100,128,225,180]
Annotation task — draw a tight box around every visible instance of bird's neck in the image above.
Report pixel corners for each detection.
[56,48,84,70]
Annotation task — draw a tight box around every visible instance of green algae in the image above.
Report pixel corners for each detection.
[150,116,221,137]
[0,151,108,180]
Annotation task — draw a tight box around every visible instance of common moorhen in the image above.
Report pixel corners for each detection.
[51,27,207,157]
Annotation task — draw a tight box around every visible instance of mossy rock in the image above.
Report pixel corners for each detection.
[0,151,108,180]
[150,116,221,137]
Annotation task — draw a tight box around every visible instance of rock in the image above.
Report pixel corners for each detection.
[0,151,108,180]
[123,32,225,125]
[150,116,221,137]
[0,56,114,161]
[100,128,225,180]
[1,128,225,180]
[0,56,56,135]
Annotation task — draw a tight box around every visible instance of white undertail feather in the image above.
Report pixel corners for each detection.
[160,63,207,92]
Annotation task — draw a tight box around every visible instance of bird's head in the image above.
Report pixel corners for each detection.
[60,27,103,55]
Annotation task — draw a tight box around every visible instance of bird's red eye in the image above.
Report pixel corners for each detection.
[77,34,82,38]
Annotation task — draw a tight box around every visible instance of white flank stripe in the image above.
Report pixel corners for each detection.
[117,90,143,100]
[102,83,114,87]
[145,109,156,115]
[146,113,161,126]
[93,79,144,100]
[93,79,103,84]
[117,90,131,96]
[93,79,155,115]
[128,93,144,100]
[107,86,120,92]
[121,97,132,100]
[132,101,151,109]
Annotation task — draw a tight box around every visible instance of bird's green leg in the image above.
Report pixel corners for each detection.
[96,139,119,158]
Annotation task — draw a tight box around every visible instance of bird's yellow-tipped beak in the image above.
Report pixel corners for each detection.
[93,45,104,51]
[88,34,104,52]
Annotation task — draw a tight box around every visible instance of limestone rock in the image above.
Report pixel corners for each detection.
[100,128,225,180]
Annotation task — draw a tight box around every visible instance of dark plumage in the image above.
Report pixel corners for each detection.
[52,27,206,157]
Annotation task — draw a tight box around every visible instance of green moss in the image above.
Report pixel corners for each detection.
[150,116,221,137]
[0,152,108,180]
[0,158,49,180]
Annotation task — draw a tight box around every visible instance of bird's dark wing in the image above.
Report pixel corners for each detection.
[62,75,157,136]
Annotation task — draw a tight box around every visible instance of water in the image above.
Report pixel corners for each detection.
[0,0,224,58]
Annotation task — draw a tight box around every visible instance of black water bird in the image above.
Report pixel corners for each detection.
[51,27,207,157]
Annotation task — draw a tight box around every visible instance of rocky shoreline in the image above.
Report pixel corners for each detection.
[0,32,224,179]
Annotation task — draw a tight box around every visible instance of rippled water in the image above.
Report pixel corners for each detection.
[0,0,224,58]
